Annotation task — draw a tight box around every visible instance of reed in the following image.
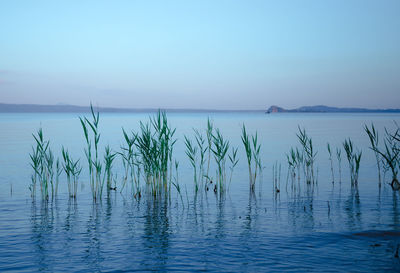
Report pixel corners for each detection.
[29,145,40,197]
[272,161,281,193]
[62,147,82,198]
[336,147,342,182]
[241,125,261,190]
[150,110,176,188]
[286,147,297,185]
[372,126,399,190]
[104,145,116,191]
[119,128,137,193]
[135,110,176,196]
[80,104,102,201]
[55,158,62,196]
[184,135,198,191]
[62,147,72,196]
[171,160,184,205]
[212,128,230,192]
[228,147,239,185]
[297,127,317,184]
[327,143,335,183]
[46,149,55,198]
[194,129,207,185]
[29,128,55,200]
[343,138,362,186]
[136,122,154,190]
[295,147,303,183]
[364,123,382,187]
[206,118,213,181]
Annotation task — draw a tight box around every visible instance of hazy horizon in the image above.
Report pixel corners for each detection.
[1,0,399,110]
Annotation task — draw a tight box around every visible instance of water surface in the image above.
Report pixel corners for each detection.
[0,112,400,272]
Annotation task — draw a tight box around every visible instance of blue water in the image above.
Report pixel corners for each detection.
[0,112,400,272]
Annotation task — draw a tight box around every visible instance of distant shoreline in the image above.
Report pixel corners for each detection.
[1,103,400,114]
[266,105,400,114]
[0,103,264,113]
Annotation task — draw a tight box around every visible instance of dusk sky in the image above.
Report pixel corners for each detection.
[1,0,399,110]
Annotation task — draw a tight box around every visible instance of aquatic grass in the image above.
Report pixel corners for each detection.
[336,147,342,182]
[94,160,104,198]
[171,160,184,206]
[364,123,382,188]
[228,147,239,186]
[104,145,117,191]
[372,126,400,190]
[241,125,262,190]
[327,143,335,183]
[295,147,303,183]
[272,161,281,193]
[206,118,213,181]
[212,128,230,192]
[343,138,362,186]
[150,110,177,188]
[119,128,138,193]
[62,147,72,196]
[55,158,62,196]
[30,128,55,200]
[194,129,207,185]
[184,128,208,192]
[297,127,317,184]
[136,122,154,188]
[80,104,102,201]
[45,149,55,198]
[29,145,40,197]
[62,147,82,198]
[286,147,298,185]
[135,110,176,196]
[184,135,198,191]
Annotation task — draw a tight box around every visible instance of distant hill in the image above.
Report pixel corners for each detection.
[0,103,262,113]
[0,103,156,113]
[266,105,400,113]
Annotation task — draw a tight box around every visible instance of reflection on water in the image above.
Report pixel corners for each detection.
[345,185,362,230]
[30,200,53,272]
[13,183,399,272]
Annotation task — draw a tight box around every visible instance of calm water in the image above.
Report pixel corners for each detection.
[1,112,400,272]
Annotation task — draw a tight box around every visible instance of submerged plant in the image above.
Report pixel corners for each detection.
[241,125,262,190]
[343,138,362,186]
[364,123,382,188]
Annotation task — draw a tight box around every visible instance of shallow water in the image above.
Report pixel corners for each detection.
[1,112,400,272]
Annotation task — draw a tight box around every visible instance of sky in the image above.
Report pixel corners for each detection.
[0,0,399,110]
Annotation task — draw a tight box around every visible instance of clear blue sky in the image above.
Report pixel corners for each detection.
[0,0,399,110]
